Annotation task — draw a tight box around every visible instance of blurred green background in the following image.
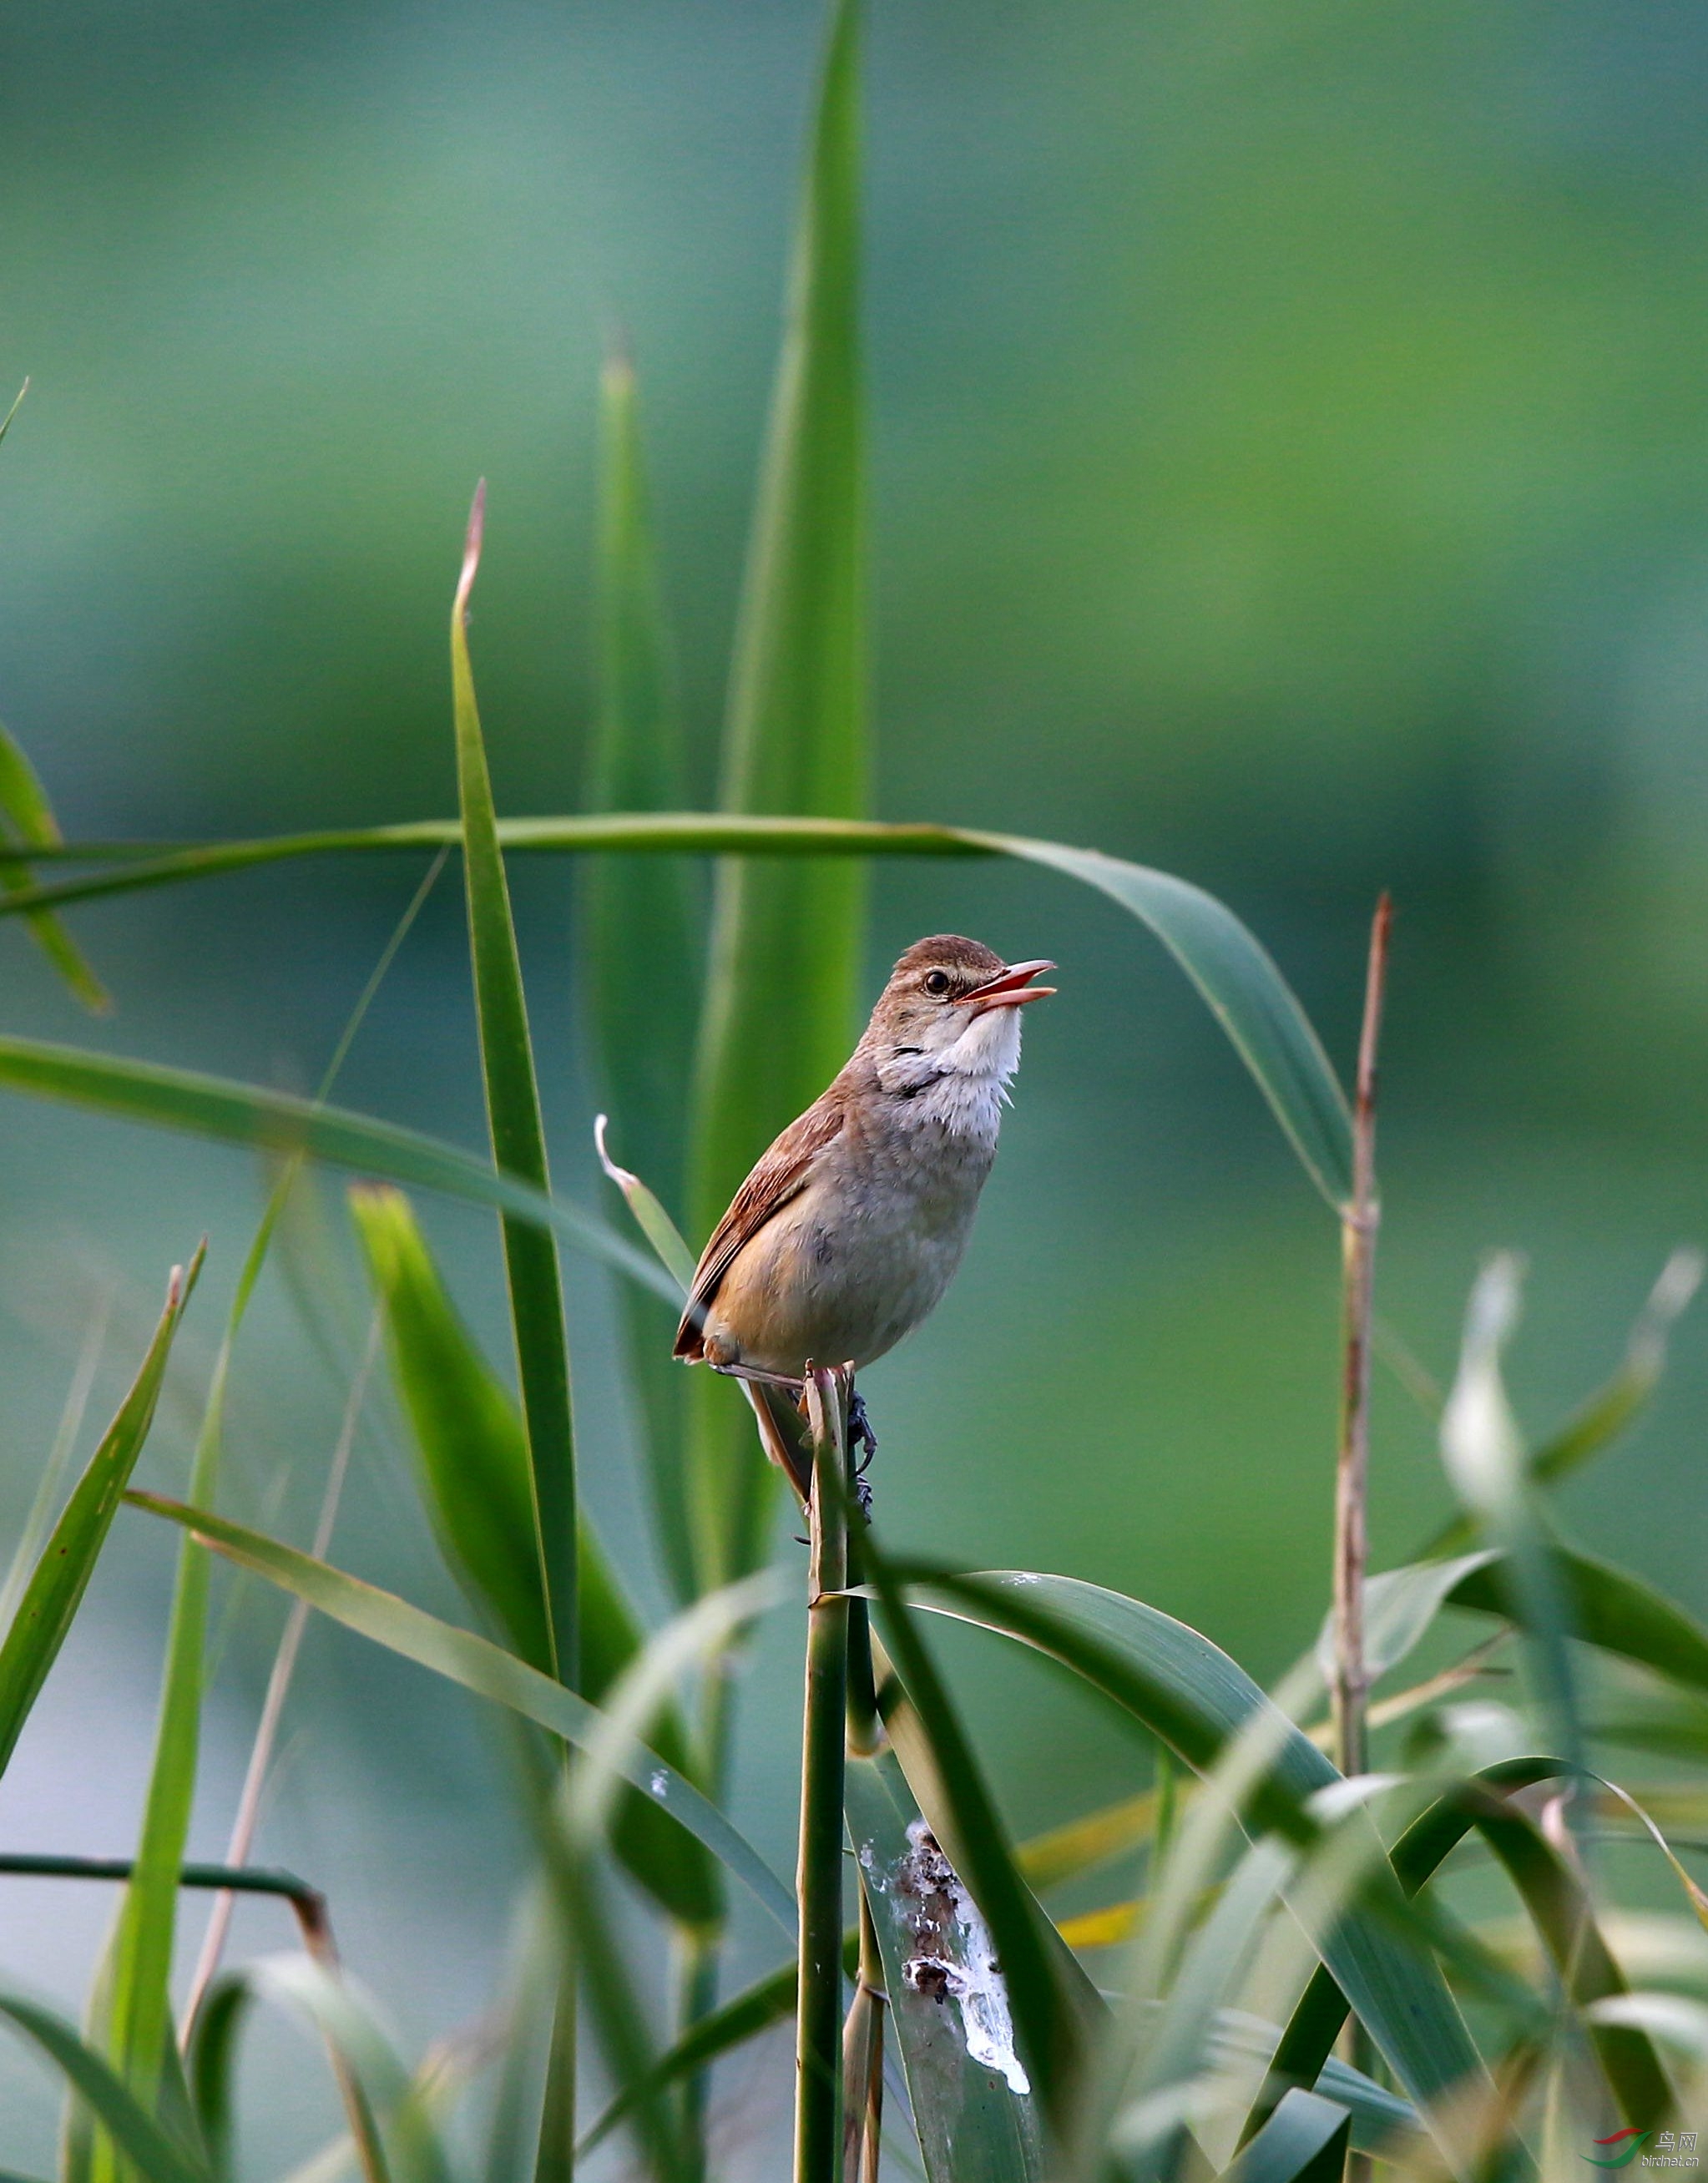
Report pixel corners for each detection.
[3,0,1708,2165]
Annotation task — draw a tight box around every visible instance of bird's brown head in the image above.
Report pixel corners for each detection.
[862,934,1055,1083]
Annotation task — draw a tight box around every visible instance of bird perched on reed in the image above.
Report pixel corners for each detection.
[675,935,1054,1495]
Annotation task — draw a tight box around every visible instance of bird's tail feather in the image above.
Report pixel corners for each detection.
[742,1380,812,1503]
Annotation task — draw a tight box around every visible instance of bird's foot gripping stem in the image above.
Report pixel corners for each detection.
[848,1388,877,1518]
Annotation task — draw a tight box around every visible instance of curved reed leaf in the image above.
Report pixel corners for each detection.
[0,815,1352,1208]
[125,1493,794,1938]
[0,1994,209,2183]
[886,1568,1485,2120]
[1450,1546,1708,1698]
[0,1035,675,1301]
[1247,1756,1667,2146]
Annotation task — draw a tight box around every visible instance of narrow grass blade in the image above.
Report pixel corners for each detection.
[584,347,700,1223]
[0,376,28,447]
[0,1252,201,1777]
[1220,2089,1350,2183]
[0,1035,674,1301]
[125,1493,795,1937]
[1109,1835,1301,2183]
[452,488,578,1687]
[351,1184,720,1926]
[845,1747,1045,2180]
[1531,1247,1703,1485]
[8,816,1355,1207]
[0,720,109,1012]
[0,1994,210,2183]
[574,1958,803,2160]
[688,0,869,1598]
[887,1569,1487,2122]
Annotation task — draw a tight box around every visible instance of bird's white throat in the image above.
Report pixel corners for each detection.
[881,1004,1023,1143]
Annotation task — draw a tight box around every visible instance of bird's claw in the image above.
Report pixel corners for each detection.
[849,1391,877,1471]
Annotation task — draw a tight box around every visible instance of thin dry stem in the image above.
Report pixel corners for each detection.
[1332,893,1392,1783]
[180,1310,381,2038]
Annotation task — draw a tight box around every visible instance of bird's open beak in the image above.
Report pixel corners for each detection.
[960,958,1057,1013]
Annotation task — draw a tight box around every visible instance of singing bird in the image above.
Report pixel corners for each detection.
[674,936,1054,1476]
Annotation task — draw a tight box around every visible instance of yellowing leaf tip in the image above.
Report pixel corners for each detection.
[456,479,487,620]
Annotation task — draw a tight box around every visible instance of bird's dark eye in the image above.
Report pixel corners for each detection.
[923,969,951,996]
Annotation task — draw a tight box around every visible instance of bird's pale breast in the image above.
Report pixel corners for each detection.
[697,1088,1000,1376]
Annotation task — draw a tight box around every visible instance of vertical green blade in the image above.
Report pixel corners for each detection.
[452,499,588,2175]
[451,487,578,1687]
[688,0,868,1594]
[584,351,699,1222]
[582,352,700,1605]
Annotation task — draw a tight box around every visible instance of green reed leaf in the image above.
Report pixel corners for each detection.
[1247,1755,1664,2150]
[184,1979,247,2183]
[687,0,869,1596]
[1464,1787,1672,2128]
[887,1569,1486,2125]
[1220,2089,1351,2183]
[351,1184,720,1928]
[553,1581,774,2183]
[451,488,578,1690]
[0,1035,674,1301]
[1450,1545,1708,1700]
[583,350,701,1607]
[0,1994,209,2183]
[0,719,108,1013]
[2,816,1354,1211]
[593,1119,695,1293]
[0,1252,200,1778]
[125,1493,794,1938]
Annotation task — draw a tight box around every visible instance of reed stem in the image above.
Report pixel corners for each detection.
[796,1362,852,2181]
[841,1889,886,2183]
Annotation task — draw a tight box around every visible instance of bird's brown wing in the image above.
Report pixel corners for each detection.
[674,1092,846,1360]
